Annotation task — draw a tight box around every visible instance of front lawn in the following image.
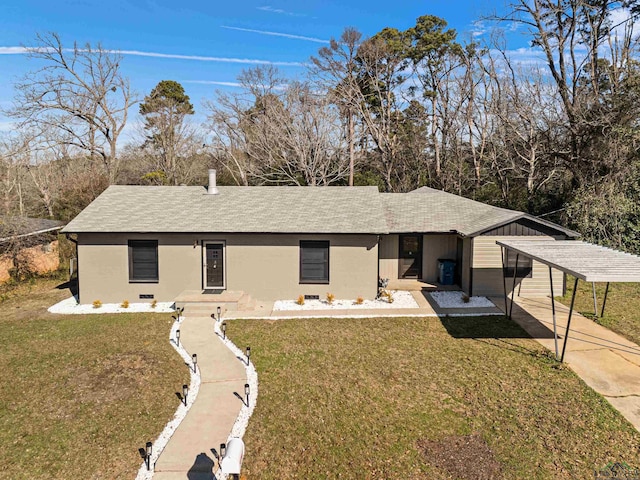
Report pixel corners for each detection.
[0,279,188,479]
[229,316,640,479]
[560,279,640,347]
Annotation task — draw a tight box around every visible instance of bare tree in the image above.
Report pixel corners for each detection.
[311,28,363,186]
[205,66,286,186]
[8,32,136,183]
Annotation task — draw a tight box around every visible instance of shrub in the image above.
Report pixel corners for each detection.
[121,300,129,308]
[92,300,102,309]
[382,290,394,303]
[296,295,305,305]
[355,296,364,305]
[326,292,335,305]
[151,299,158,309]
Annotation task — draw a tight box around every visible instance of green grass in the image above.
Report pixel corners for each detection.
[560,278,640,347]
[229,316,640,479]
[0,279,188,479]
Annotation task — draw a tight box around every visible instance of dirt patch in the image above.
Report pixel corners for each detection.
[70,352,157,404]
[417,433,502,479]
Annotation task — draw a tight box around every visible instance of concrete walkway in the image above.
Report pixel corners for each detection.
[492,296,640,431]
[154,315,246,480]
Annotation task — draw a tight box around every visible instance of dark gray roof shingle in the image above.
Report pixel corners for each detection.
[62,185,389,234]
[382,187,578,237]
[0,217,65,240]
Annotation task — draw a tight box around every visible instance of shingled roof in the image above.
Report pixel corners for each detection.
[62,184,578,238]
[381,186,579,237]
[62,185,389,234]
[0,217,65,241]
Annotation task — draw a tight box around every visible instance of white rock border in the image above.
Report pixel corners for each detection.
[429,291,496,309]
[273,290,418,311]
[135,314,201,480]
[213,316,258,480]
[133,313,258,480]
[48,296,175,314]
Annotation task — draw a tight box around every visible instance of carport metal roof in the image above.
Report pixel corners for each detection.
[496,240,640,283]
[496,240,640,362]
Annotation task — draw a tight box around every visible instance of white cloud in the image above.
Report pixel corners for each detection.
[0,47,31,54]
[182,80,289,91]
[182,80,243,87]
[0,46,306,67]
[608,6,640,41]
[0,121,16,132]
[257,5,306,17]
[221,26,329,44]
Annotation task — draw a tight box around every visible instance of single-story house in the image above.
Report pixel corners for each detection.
[61,170,578,304]
[0,217,65,282]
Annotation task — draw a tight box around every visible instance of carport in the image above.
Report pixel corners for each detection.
[497,240,640,362]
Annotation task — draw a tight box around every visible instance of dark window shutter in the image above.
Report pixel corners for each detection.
[300,241,329,283]
[129,240,159,282]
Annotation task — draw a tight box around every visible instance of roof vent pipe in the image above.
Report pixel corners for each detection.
[207,169,219,195]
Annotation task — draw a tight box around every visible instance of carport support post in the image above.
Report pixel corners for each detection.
[592,282,598,318]
[560,277,579,363]
[601,282,610,318]
[548,266,559,360]
[509,253,519,319]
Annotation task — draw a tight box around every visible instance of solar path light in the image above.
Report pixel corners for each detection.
[145,441,152,470]
[182,384,189,405]
[175,329,180,347]
[192,353,198,373]
[244,383,250,407]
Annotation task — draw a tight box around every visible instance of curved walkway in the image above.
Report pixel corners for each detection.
[154,314,246,480]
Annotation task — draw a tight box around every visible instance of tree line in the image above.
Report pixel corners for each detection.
[2,1,640,253]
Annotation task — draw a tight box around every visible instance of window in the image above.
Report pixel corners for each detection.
[129,240,158,282]
[300,241,329,284]
[504,250,532,278]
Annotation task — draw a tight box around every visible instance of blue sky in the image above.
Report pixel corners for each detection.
[0,0,521,134]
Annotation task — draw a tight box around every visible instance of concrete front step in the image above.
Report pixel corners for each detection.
[176,290,255,314]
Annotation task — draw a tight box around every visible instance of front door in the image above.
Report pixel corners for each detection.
[203,242,225,289]
[398,234,422,279]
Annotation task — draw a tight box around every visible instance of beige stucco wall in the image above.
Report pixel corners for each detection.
[77,233,379,303]
[378,234,399,281]
[421,234,457,283]
[378,234,470,292]
[472,236,564,297]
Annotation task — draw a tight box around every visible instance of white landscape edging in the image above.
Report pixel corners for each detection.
[48,296,175,314]
[134,314,258,480]
[135,314,201,480]
[429,291,495,309]
[273,290,418,311]
[213,316,259,480]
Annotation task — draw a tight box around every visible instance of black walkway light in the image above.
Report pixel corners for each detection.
[244,383,250,407]
[145,441,152,470]
[175,329,180,347]
[245,346,251,364]
[217,306,222,321]
[192,353,198,373]
[182,384,189,405]
[221,322,227,339]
